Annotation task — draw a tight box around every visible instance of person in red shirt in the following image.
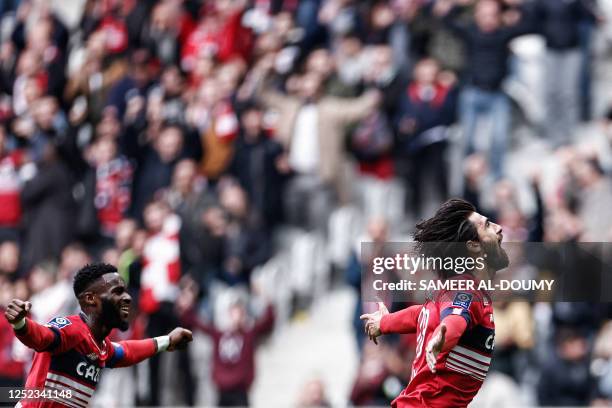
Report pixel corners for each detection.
[91,136,133,238]
[361,198,508,408]
[0,125,25,239]
[4,263,192,408]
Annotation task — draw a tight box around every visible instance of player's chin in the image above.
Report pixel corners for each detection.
[491,249,510,271]
[117,319,130,332]
[115,309,131,332]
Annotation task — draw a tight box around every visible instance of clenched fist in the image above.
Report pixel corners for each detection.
[167,327,193,351]
[4,299,31,326]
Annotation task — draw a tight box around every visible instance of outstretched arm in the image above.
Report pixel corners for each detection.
[434,0,471,39]
[108,339,156,368]
[180,310,219,337]
[380,305,422,335]
[360,303,422,344]
[5,299,193,360]
[254,304,275,337]
[108,327,193,368]
[425,315,468,373]
[334,90,381,125]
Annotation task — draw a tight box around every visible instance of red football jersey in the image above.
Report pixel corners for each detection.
[393,274,495,408]
[17,314,123,408]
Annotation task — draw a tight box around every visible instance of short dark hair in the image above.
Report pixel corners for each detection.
[238,100,263,116]
[414,199,479,277]
[73,263,117,297]
[160,121,185,135]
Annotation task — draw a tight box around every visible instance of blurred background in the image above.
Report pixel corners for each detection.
[0,0,612,406]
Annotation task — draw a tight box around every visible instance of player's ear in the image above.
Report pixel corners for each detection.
[81,291,97,308]
[466,240,481,255]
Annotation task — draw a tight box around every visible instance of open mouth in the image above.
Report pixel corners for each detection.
[120,305,130,318]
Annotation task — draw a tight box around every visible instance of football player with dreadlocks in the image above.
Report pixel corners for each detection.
[361,199,508,407]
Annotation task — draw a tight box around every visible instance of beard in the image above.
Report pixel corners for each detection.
[100,298,129,332]
[483,240,510,272]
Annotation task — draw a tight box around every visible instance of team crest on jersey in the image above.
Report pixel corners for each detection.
[45,317,72,329]
[452,292,473,309]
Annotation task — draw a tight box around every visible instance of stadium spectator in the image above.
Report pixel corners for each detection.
[10,6,69,100]
[351,44,402,220]
[537,326,594,406]
[435,0,534,179]
[229,102,288,229]
[20,141,74,272]
[0,241,20,278]
[318,0,364,47]
[64,30,126,125]
[114,218,138,276]
[106,49,153,120]
[180,287,275,407]
[90,135,133,240]
[0,124,25,241]
[161,159,218,292]
[140,1,190,67]
[489,301,534,381]
[395,57,456,217]
[181,0,253,70]
[123,123,193,219]
[139,199,195,406]
[569,154,612,241]
[11,49,45,117]
[192,78,240,181]
[254,60,380,231]
[138,200,181,315]
[535,0,599,146]
[149,65,188,126]
[305,48,357,98]
[217,182,271,286]
[349,341,407,406]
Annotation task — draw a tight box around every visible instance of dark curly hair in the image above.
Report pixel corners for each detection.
[73,263,118,297]
[414,198,479,278]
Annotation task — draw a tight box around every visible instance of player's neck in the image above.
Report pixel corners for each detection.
[81,311,112,344]
[471,265,493,282]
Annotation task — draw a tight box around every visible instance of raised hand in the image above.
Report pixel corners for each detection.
[167,327,193,351]
[359,302,389,345]
[4,299,31,325]
[425,324,447,373]
[175,276,199,315]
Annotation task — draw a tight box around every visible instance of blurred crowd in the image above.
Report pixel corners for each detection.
[0,0,612,406]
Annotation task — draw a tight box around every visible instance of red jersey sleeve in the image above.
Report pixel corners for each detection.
[437,314,469,353]
[437,291,485,329]
[380,305,422,334]
[14,316,83,354]
[106,339,157,368]
[13,318,56,352]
